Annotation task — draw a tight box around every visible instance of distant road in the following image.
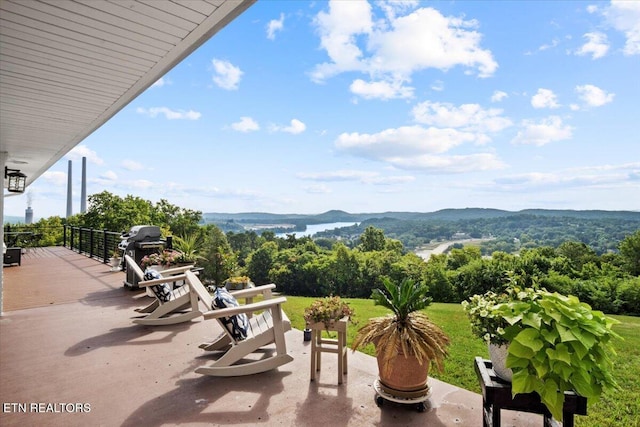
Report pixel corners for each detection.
[414,238,492,260]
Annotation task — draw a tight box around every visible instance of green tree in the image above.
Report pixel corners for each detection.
[619,230,640,276]
[201,225,236,286]
[246,241,278,285]
[359,226,386,251]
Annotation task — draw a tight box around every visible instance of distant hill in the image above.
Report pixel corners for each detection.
[203,208,640,225]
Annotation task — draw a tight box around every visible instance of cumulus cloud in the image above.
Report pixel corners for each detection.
[491,90,508,102]
[602,0,640,55]
[531,88,560,109]
[136,107,201,120]
[66,145,103,164]
[231,117,260,132]
[412,101,512,133]
[334,125,504,172]
[42,171,68,186]
[211,59,243,90]
[121,159,144,171]
[350,79,414,100]
[512,116,573,146]
[311,1,497,100]
[575,32,609,59]
[575,84,614,107]
[267,13,285,40]
[271,119,306,134]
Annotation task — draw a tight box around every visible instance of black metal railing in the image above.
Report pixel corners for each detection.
[64,226,122,264]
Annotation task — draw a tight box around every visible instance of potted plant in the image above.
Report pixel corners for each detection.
[304,295,354,331]
[110,248,122,269]
[172,233,205,265]
[462,282,621,421]
[140,249,181,270]
[351,278,450,395]
[224,276,256,291]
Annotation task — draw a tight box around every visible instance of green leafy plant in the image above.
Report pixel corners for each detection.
[465,284,621,421]
[304,296,354,327]
[172,233,205,264]
[351,278,450,377]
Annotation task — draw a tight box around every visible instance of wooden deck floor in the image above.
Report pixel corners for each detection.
[0,247,543,427]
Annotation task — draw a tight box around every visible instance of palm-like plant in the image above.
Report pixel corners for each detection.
[172,233,205,264]
[352,278,450,378]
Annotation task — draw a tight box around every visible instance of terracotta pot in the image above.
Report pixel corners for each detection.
[376,349,429,392]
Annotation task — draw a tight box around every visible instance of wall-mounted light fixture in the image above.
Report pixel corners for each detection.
[5,167,27,193]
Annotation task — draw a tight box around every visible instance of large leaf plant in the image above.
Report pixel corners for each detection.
[351,278,450,377]
[492,286,621,421]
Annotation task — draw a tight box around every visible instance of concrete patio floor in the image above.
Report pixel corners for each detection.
[0,247,544,426]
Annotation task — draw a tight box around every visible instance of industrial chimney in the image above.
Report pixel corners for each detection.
[25,191,33,224]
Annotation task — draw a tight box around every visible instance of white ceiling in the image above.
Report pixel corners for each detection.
[0,0,255,189]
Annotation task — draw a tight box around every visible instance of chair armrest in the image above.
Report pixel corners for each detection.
[228,283,276,299]
[138,273,188,287]
[203,296,287,319]
[160,264,195,275]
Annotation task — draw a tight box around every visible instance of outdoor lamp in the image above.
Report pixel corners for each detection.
[5,167,27,193]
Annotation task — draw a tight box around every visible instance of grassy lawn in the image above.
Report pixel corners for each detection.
[282,297,640,427]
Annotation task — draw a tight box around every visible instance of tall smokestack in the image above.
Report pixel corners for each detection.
[81,156,87,213]
[25,191,33,224]
[66,160,72,218]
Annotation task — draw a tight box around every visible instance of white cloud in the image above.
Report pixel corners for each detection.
[538,38,560,52]
[493,162,640,192]
[334,125,504,173]
[412,101,512,133]
[491,91,508,102]
[211,59,243,90]
[267,13,285,40]
[151,77,168,87]
[575,84,614,107]
[512,116,573,146]
[311,2,497,100]
[121,159,144,171]
[603,0,640,55]
[231,117,260,132]
[272,119,306,134]
[42,171,67,186]
[350,79,414,100]
[136,107,201,120]
[531,88,560,109]
[101,170,118,181]
[66,145,103,165]
[431,80,444,92]
[575,32,609,59]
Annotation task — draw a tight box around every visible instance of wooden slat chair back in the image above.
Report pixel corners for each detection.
[125,254,194,314]
[183,271,293,376]
[125,255,202,326]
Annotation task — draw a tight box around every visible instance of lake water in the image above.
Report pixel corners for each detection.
[276,222,358,238]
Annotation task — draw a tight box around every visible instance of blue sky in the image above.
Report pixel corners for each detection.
[6,0,640,220]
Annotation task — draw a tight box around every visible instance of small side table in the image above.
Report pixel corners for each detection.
[474,357,587,427]
[309,317,348,384]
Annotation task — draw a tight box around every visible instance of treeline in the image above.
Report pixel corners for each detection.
[232,226,640,316]
[6,192,639,316]
[315,214,640,255]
